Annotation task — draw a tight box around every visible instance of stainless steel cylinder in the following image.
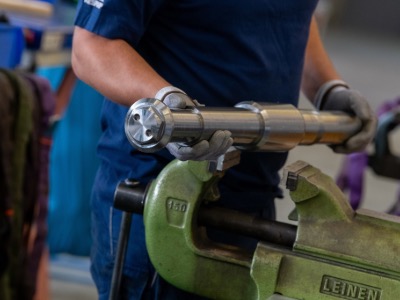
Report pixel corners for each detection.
[125,98,361,153]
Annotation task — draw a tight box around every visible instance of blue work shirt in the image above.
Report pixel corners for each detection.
[75,0,318,299]
[75,0,318,197]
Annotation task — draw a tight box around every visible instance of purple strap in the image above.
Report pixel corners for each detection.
[336,152,369,209]
[336,97,400,212]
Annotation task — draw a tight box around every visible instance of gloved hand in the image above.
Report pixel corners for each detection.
[166,130,233,161]
[155,86,233,161]
[315,80,377,153]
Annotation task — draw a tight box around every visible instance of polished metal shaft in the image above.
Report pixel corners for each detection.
[125,98,362,153]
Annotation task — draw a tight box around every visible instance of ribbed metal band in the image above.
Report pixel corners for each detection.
[154,86,187,101]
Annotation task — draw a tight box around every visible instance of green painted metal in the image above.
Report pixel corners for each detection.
[287,160,400,276]
[144,159,400,299]
[144,159,258,299]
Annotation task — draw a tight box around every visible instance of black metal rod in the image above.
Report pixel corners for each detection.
[113,180,147,214]
[198,206,297,247]
[113,181,297,248]
[109,212,133,300]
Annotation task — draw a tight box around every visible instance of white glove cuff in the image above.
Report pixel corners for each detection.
[314,80,349,110]
[155,86,187,101]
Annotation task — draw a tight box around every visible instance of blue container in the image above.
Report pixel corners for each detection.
[0,24,25,68]
[37,0,56,3]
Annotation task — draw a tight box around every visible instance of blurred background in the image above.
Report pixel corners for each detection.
[0,0,399,299]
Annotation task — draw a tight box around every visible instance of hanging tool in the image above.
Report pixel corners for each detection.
[368,108,400,179]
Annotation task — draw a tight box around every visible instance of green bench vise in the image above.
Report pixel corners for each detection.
[112,153,400,300]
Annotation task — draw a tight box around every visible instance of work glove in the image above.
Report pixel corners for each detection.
[315,80,377,154]
[155,86,233,161]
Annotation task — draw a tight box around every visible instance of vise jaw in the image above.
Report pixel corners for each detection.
[141,158,400,300]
